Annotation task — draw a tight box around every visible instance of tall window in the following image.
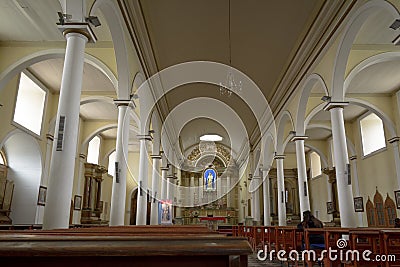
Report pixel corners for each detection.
[360,113,386,156]
[107,151,116,176]
[13,72,46,135]
[310,152,322,178]
[87,136,101,164]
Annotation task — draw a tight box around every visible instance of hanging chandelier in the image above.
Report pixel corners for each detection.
[219,0,242,97]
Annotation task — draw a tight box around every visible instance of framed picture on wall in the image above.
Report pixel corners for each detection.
[354,197,364,212]
[326,201,335,214]
[73,195,82,210]
[395,190,400,209]
[37,186,47,206]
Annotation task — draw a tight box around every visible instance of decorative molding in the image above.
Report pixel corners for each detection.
[349,155,357,161]
[58,23,97,43]
[137,134,153,141]
[290,135,309,142]
[323,101,349,111]
[46,134,54,141]
[388,137,400,144]
[113,99,135,107]
[274,154,286,160]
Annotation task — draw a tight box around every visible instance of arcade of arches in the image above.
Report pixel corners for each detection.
[1,0,400,233]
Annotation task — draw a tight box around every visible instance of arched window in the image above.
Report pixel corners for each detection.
[366,197,375,227]
[13,72,47,136]
[107,151,116,176]
[87,136,101,164]
[359,113,386,156]
[384,194,396,226]
[373,190,385,226]
[310,152,322,178]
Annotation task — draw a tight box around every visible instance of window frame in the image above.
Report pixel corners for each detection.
[309,151,322,179]
[11,71,48,139]
[358,111,387,159]
[87,135,101,165]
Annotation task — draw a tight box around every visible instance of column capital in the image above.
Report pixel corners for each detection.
[114,99,135,107]
[58,23,97,43]
[388,137,400,144]
[323,101,349,111]
[46,134,54,141]
[79,153,87,160]
[151,154,162,159]
[137,134,153,141]
[290,135,308,142]
[349,155,357,161]
[274,154,285,160]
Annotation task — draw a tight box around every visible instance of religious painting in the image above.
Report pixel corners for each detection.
[354,197,364,212]
[37,186,47,206]
[73,195,82,210]
[203,167,217,191]
[326,201,335,214]
[159,201,172,225]
[395,190,400,209]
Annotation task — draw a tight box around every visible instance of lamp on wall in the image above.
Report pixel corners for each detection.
[219,0,242,97]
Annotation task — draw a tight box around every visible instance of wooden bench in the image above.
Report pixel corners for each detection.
[0,225,252,267]
[379,229,400,267]
[0,234,252,267]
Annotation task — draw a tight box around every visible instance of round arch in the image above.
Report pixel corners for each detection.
[0,49,117,93]
[276,110,295,154]
[296,73,329,135]
[90,0,135,99]
[1,130,43,224]
[332,0,399,100]
[344,52,400,95]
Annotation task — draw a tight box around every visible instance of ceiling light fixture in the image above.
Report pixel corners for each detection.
[219,0,242,97]
[200,134,223,142]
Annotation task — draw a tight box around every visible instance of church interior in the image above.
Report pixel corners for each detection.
[1,0,400,266]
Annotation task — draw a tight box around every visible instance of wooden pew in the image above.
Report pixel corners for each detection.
[350,229,381,267]
[0,233,252,267]
[379,229,400,267]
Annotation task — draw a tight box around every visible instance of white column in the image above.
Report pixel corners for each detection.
[160,152,168,200]
[389,138,400,189]
[198,176,203,205]
[262,171,271,226]
[35,134,54,224]
[349,156,363,227]
[150,155,161,225]
[326,103,356,227]
[293,138,311,220]
[109,103,131,226]
[226,176,232,208]
[71,153,86,225]
[275,155,287,226]
[189,175,195,207]
[136,135,151,225]
[167,176,173,202]
[43,31,89,230]
[252,176,261,223]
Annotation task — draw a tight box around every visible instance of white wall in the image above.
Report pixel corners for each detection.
[4,131,42,224]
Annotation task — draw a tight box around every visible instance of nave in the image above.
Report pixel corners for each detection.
[1,0,400,266]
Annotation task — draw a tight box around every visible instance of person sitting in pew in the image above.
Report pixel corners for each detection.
[297,210,325,249]
[395,218,400,228]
